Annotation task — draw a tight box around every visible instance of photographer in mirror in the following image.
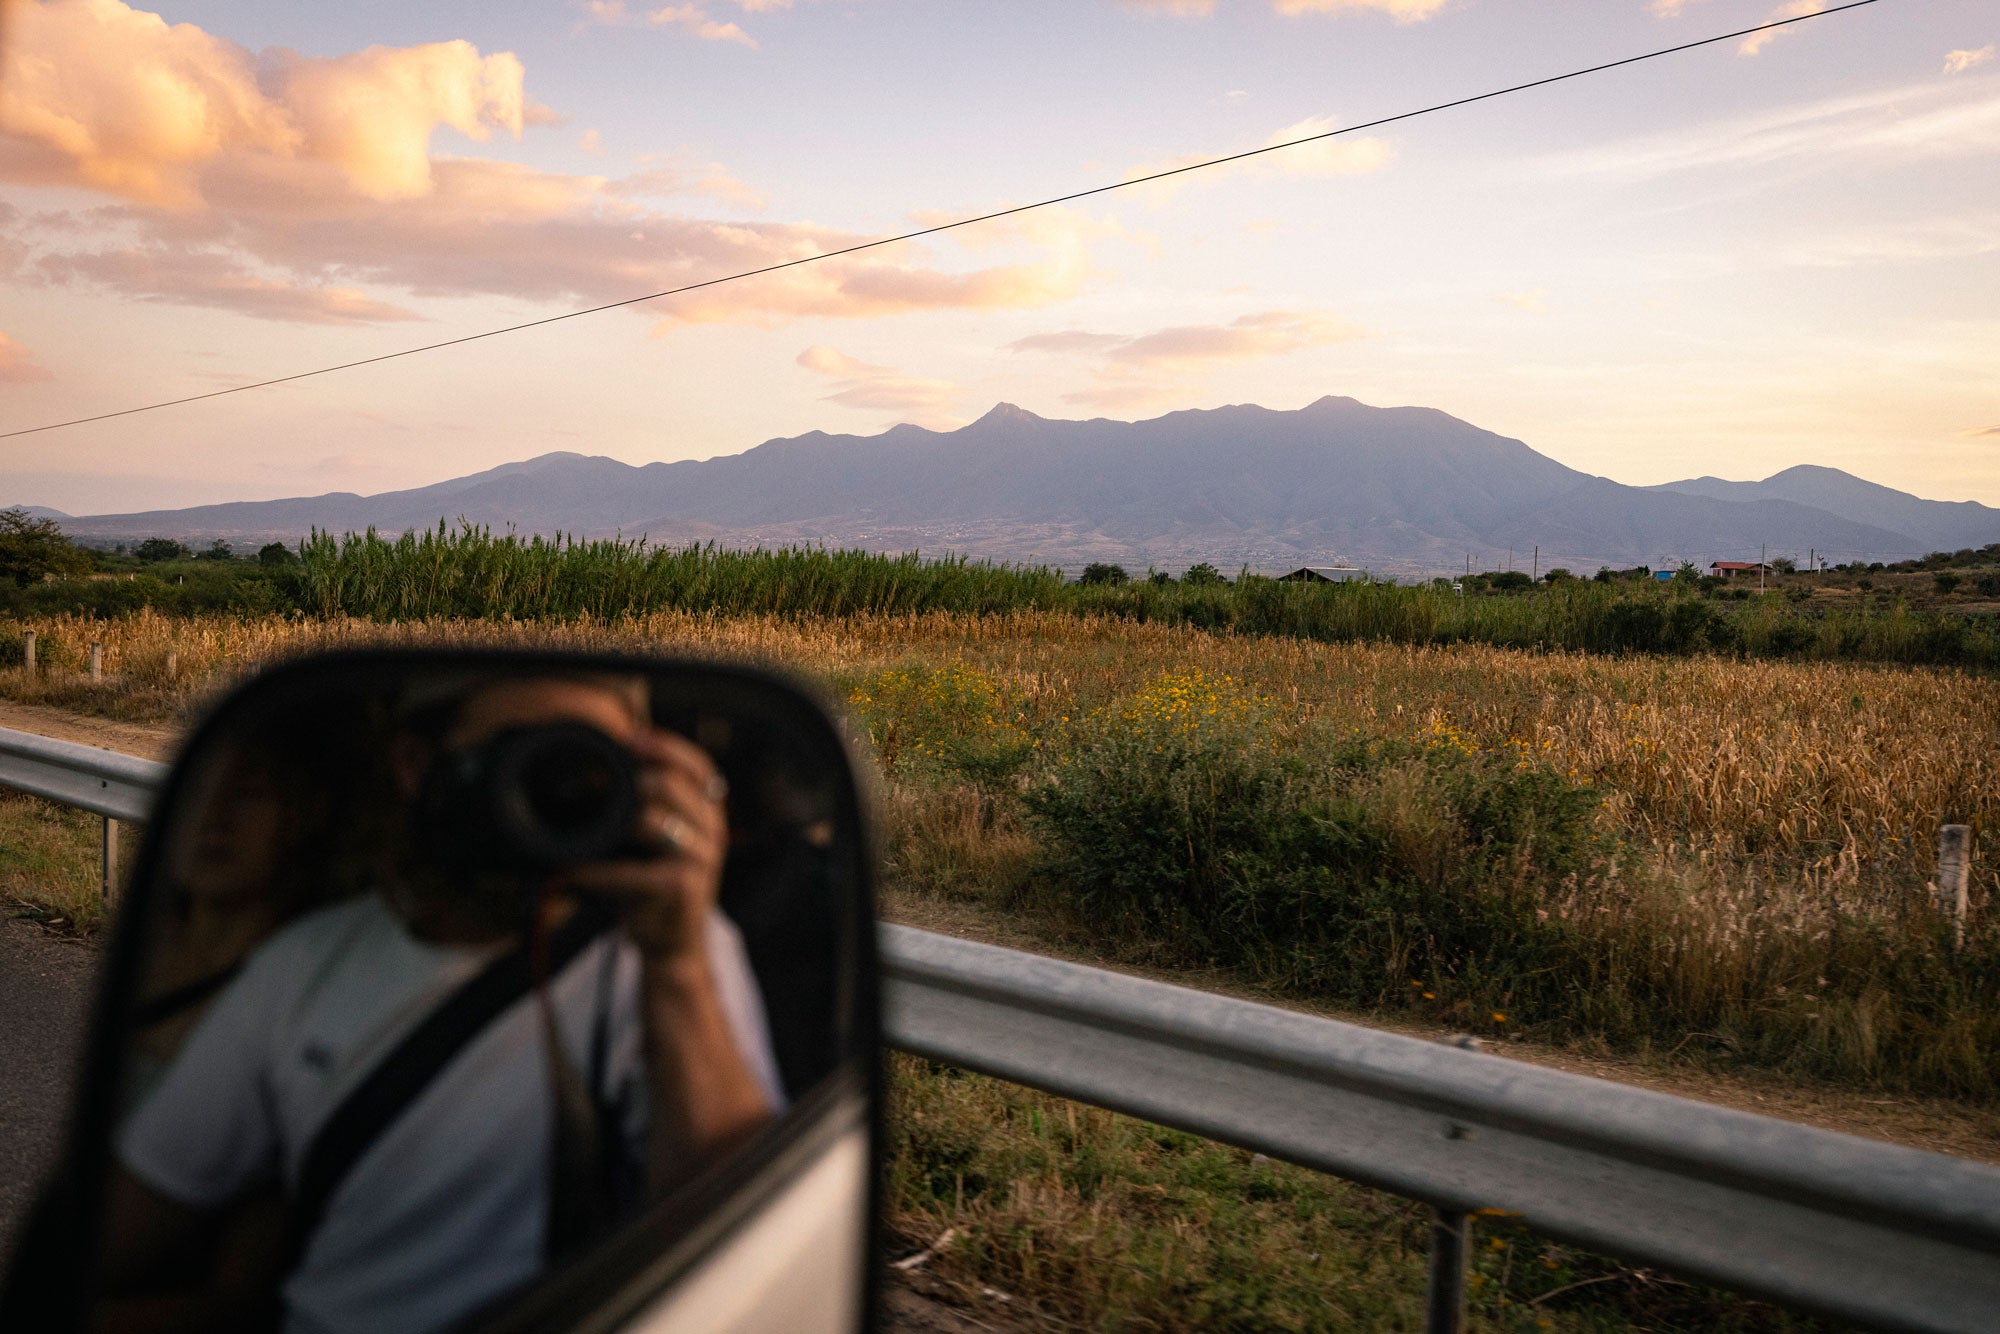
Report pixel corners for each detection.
[96,671,784,1334]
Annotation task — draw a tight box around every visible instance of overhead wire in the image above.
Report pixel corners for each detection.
[0,0,1882,442]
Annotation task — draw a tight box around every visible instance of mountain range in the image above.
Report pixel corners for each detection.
[34,396,1999,576]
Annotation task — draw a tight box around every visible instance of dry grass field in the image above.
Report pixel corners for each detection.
[3,607,1992,1329]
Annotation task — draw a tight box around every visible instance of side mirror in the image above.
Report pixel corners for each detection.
[2,650,879,1333]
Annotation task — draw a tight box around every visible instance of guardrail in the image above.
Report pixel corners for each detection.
[5,726,2000,1333]
[0,727,166,899]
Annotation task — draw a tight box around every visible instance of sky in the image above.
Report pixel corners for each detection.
[0,0,1995,515]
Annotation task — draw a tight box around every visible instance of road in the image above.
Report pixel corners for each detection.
[0,919,98,1261]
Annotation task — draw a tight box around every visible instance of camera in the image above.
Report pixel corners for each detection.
[419,722,640,871]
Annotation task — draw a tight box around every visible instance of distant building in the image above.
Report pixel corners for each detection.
[1709,561,1769,579]
[1278,566,1364,583]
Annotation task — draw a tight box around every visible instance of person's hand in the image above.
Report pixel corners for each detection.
[553,728,728,967]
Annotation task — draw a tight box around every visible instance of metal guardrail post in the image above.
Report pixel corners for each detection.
[1425,1208,1468,1334]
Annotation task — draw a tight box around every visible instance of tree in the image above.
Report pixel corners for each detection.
[1542,567,1574,583]
[1487,570,1532,592]
[258,542,297,568]
[0,509,90,587]
[1076,562,1128,586]
[197,540,234,561]
[1933,571,1962,595]
[1148,570,1174,587]
[1181,562,1224,587]
[135,538,190,563]
[1770,557,1796,574]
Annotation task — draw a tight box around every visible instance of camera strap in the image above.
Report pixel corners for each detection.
[278,900,619,1285]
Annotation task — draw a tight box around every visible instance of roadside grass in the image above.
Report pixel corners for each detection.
[4,610,1996,1095]
[886,1054,1841,1332]
[0,791,131,933]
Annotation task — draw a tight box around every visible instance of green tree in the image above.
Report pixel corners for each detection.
[0,509,90,586]
[197,540,234,561]
[1077,562,1128,586]
[1542,567,1573,583]
[135,538,190,563]
[1770,556,1796,574]
[1181,562,1224,587]
[258,542,297,568]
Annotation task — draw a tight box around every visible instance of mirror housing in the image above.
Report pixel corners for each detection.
[2,649,881,1334]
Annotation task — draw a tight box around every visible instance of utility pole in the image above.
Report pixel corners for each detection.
[1760,543,1766,592]
[1532,545,1539,582]
[1508,546,1513,573]
[1809,547,1814,575]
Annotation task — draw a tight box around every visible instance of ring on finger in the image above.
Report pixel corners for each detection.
[650,810,694,856]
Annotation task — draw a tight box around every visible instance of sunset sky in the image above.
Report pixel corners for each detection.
[1,0,1995,514]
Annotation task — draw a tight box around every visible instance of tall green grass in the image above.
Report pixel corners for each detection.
[279,527,2000,669]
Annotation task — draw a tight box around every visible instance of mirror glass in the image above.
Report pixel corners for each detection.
[83,654,870,1334]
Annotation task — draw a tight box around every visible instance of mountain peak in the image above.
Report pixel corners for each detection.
[973,402,1044,426]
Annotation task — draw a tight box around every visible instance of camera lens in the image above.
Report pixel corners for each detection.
[423,722,639,870]
[499,726,637,864]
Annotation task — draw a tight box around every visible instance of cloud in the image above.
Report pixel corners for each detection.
[1738,1,1823,58]
[647,4,757,46]
[1124,113,1392,204]
[795,344,959,418]
[36,246,425,323]
[1125,0,1451,19]
[0,0,551,207]
[1961,424,2000,439]
[796,345,890,376]
[1945,46,1996,75]
[578,128,604,156]
[1104,309,1366,370]
[0,332,53,384]
[1496,289,1547,315]
[1270,0,1451,20]
[0,2,1110,331]
[1006,330,1131,355]
[1012,309,1367,409]
[1550,80,2000,179]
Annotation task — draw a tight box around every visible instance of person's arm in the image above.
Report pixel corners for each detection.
[98,1171,288,1334]
[559,728,773,1192]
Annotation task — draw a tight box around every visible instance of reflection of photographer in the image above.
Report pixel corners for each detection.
[102,674,782,1334]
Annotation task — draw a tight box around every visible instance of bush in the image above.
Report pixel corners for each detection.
[135,538,190,563]
[1076,562,1128,587]
[1934,572,1962,595]
[1021,672,1598,1002]
[1977,573,2000,597]
[1181,562,1225,587]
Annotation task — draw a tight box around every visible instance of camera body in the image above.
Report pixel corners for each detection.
[420,722,640,872]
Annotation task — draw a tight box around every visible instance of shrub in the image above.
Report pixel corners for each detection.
[1021,671,1599,1002]
[135,538,190,563]
[1934,572,1962,595]
[1076,562,1128,586]
[1181,562,1225,587]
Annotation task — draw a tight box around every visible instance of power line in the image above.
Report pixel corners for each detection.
[1,0,1882,443]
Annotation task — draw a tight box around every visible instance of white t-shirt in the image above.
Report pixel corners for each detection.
[117,894,783,1334]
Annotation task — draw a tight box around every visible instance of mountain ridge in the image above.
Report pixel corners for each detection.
[32,398,1994,575]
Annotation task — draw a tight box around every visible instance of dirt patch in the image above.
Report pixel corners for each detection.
[883,889,2000,1166]
[0,698,178,761]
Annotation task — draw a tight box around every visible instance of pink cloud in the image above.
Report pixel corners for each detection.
[36,247,424,324]
[646,4,757,47]
[1739,1,1824,58]
[0,332,53,384]
[1015,309,1368,407]
[0,0,550,207]
[0,2,1107,330]
[795,343,959,418]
